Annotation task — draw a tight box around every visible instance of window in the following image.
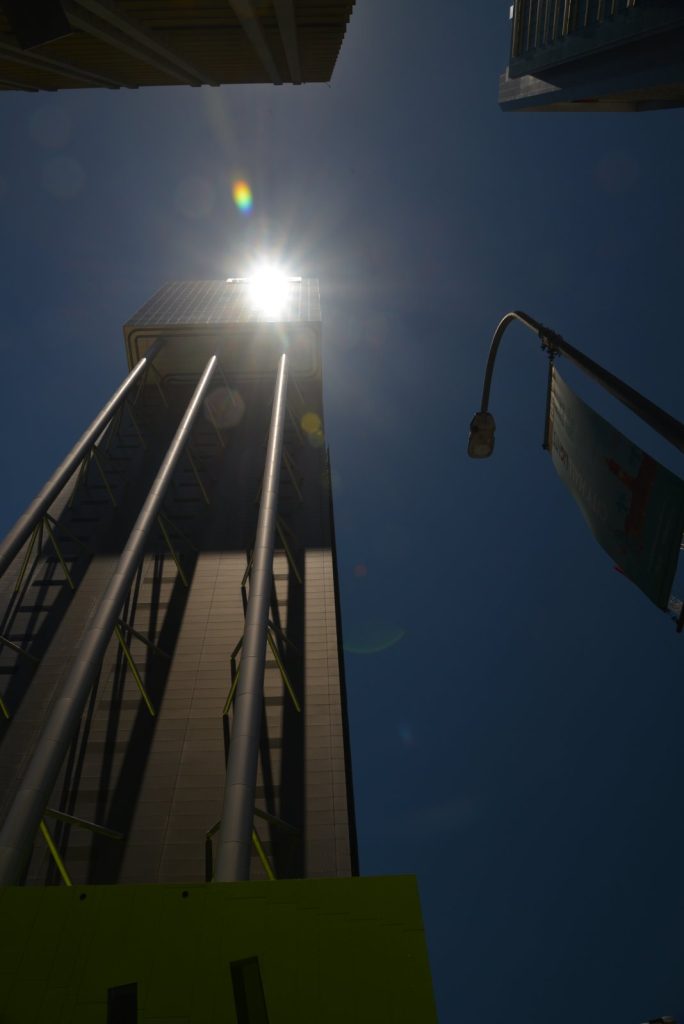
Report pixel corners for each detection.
[107,982,138,1024]
[230,958,270,1024]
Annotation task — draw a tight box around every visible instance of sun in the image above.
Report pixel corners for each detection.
[247,266,291,318]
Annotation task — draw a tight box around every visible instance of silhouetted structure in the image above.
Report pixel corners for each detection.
[0,1,356,92]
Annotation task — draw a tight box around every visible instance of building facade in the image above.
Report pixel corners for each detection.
[500,0,684,112]
[0,875,437,1022]
[0,277,438,1022]
[0,1,356,92]
[0,276,357,886]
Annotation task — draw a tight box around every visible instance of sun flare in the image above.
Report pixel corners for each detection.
[247,266,291,317]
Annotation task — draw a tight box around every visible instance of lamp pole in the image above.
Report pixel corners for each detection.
[468,311,684,458]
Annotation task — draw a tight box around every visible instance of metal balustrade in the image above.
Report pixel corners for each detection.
[512,0,639,58]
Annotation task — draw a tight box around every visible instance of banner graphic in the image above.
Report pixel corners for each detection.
[547,369,684,609]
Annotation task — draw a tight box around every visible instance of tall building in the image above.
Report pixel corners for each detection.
[500,0,684,112]
[0,276,356,883]
[0,1,356,92]
[0,276,437,1021]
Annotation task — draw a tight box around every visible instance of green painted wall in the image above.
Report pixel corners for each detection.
[0,875,437,1023]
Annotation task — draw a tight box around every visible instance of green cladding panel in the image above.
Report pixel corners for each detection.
[0,875,437,1023]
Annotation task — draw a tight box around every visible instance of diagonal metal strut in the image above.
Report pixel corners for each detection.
[214,354,289,882]
[0,339,164,583]
[0,356,217,885]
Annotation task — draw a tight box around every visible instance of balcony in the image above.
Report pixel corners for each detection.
[509,0,684,79]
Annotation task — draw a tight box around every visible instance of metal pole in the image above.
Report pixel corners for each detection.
[479,311,684,454]
[0,339,164,582]
[548,331,684,455]
[0,355,217,885]
[214,354,288,882]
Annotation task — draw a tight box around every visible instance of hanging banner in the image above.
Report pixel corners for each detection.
[547,368,684,609]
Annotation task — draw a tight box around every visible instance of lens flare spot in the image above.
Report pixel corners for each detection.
[353,564,367,578]
[42,156,85,200]
[343,622,405,655]
[29,106,71,149]
[232,179,253,214]
[301,412,322,435]
[176,176,215,220]
[398,723,415,748]
[204,385,245,429]
[301,411,324,447]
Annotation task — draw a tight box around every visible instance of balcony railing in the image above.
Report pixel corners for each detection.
[512,0,638,59]
[507,0,684,83]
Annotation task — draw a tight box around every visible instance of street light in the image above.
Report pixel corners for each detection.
[468,310,684,457]
[467,411,496,459]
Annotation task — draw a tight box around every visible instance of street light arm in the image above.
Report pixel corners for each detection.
[478,310,684,455]
[479,310,544,413]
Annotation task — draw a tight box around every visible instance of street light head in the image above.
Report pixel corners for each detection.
[468,411,496,459]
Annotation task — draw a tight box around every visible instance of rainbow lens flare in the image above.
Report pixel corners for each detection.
[232,180,253,214]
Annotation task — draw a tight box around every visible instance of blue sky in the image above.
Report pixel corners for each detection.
[1,3,684,1021]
